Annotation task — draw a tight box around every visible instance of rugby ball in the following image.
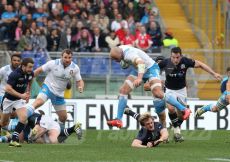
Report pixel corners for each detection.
[120,60,129,69]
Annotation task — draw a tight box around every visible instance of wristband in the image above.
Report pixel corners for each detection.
[226,91,230,95]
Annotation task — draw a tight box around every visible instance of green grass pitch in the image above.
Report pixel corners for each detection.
[0,130,229,162]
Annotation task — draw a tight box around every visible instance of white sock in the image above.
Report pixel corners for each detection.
[174,126,181,134]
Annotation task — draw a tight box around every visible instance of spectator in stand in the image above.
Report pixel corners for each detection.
[111,13,123,32]
[107,1,121,19]
[145,14,160,30]
[0,4,18,42]
[31,28,47,52]
[74,28,92,52]
[0,0,7,17]
[28,0,36,14]
[105,29,120,49]
[58,20,66,33]
[147,21,162,48]
[23,13,33,29]
[85,13,95,29]
[58,27,75,51]
[162,30,179,48]
[140,6,151,25]
[134,22,142,38]
[127,15,136,35]
[46,28,60,51]
[19,6,28,21]
[15,20,23,43]
[32,6,48,28]
[109,8,119,21]
[115,20,127,42]
[135,25,152,53]
[120,28,135,46]
[30,21,37,35]
[91,26,109,52]
[137,0,146,21]
[13,1,21,15]
[17,28,33,51]
[95,8,109,34]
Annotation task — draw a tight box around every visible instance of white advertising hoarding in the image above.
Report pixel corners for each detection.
[32,99,230,130]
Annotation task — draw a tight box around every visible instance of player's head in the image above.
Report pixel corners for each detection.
[170,47,182,65]
[154,56,165,64]
[61,49,73,67]
[110,47,122,62]
[21,57,34,74]
[226,67,230,77]
[11,54,21,69]
[139,112,154,131]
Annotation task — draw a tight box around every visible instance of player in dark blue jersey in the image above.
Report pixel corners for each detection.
[0,57,34,147]
[195,67,230,117]
[125,110,168,148]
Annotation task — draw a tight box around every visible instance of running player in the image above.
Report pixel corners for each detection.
[0,58,34,147]
[195,67,230,117]
[26,49,84,133]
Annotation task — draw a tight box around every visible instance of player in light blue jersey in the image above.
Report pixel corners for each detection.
[195,67,230,117]
[107,45,192,128]
[26,49,84,136]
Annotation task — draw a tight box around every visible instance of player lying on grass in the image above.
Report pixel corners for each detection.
[124,109,168,148]
[0,111,82,144]
[28,112,82,144]
[195,67,230,117]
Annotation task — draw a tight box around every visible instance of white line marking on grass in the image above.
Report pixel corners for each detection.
[0,160,14,162]
[208,158,230,161]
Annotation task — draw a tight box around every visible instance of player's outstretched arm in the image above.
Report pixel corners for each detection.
[194,60,222,80]
[131,139,150,148]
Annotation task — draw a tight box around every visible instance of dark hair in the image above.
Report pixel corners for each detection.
[11,54,21,60]
[62,49,73,56]
[171,47,182,55]
[21,57,34,66]
[154,56,165,63]
[227,67,230,72]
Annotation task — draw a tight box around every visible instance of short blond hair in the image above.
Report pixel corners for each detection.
[139,112,153,126]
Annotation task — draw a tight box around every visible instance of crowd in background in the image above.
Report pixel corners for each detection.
[0,0,170,53]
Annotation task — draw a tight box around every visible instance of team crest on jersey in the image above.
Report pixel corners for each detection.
[70,70,73,75]
[181,64,185,69]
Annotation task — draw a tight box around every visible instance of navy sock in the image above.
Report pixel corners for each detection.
[168,112,179,128]
[12,122,25,142]
[128,110,140,121]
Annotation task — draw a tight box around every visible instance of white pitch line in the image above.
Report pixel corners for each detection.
[207,158,230,161]
[0,160,14,162]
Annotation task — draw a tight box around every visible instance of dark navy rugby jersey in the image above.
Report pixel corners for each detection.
[158,57,195,90]
[5,67,34,100]
[136,122,163,145]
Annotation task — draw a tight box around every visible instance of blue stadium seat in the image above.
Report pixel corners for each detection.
[80,57,109,75]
